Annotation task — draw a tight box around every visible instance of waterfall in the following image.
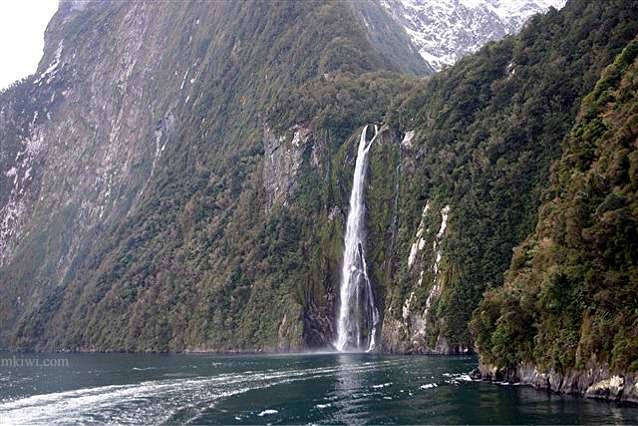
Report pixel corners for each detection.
[335,125,381,352]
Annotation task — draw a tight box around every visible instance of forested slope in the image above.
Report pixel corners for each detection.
[472,38,638,402]
[0,0,636,363]
[376,0,638,353]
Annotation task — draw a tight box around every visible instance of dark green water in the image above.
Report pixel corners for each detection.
[0,353,636,424]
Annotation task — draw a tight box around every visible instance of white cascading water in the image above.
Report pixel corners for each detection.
[335,125,381,352]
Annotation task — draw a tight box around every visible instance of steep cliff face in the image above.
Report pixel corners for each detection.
[1,0,636,358]
[0,0,427,351]
[472,38,638,403]
[349,1,434,75]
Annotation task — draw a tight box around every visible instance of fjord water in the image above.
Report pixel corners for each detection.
[1,353,637,425]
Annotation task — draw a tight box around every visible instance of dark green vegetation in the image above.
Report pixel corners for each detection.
[472,38,638,374]
[378,0,638,353]
[0,0,427,351]
[0,0,637,374]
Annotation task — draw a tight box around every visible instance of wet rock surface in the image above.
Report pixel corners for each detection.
[479,362,638,404]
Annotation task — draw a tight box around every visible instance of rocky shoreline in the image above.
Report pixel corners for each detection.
[474,362,638,405]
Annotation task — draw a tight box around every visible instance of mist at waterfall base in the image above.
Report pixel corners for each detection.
[336,125,381,353]
[1,353,636,424]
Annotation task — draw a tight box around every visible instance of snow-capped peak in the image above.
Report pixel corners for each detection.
[381,0,566,71]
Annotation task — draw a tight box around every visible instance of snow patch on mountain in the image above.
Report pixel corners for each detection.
[381,0,566,71]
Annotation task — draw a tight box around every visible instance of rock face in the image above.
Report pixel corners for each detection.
[349,1,435,75]
[380,0,566,70]
[479,362,638,404]
[0,0,427,351]
[0,0,637,363]
[262,125,309,211]
[381,197,468,354]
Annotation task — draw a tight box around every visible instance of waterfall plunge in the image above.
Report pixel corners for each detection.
[335,125,381,353]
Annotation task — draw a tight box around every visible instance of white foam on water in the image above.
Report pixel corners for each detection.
[371,382,392,389]
[0,360,399,424]
[257,409,278,416]
[443,373,473,385]
[419,383,438,389]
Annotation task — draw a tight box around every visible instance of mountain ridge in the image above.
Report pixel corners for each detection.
[381,0,566,70]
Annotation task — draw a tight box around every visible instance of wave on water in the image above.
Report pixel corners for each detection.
[442,373,473,385]
[371,382,392,389]
[0,359,400,424]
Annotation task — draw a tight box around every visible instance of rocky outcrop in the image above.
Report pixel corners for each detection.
[478,362,638,404]
[381,196,465,354]
[262,125,310,212]
[382,318,471,354]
